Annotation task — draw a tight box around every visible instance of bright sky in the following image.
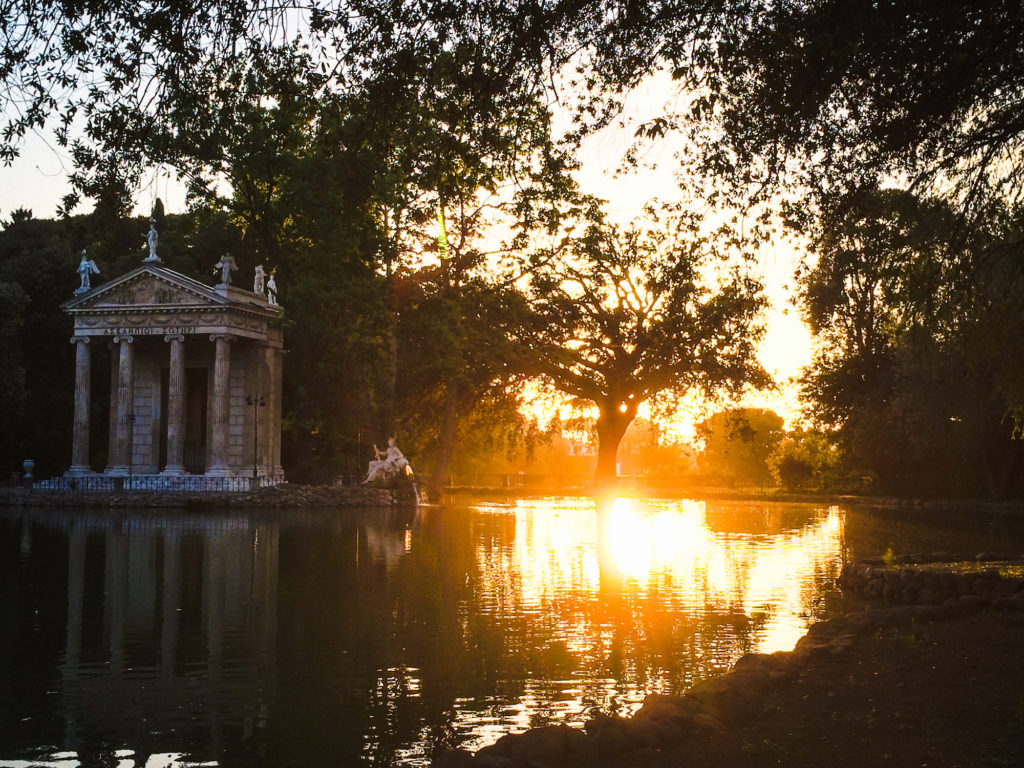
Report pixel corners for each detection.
[0,128,186,219]
[555,74,813,436]
[0,72,813,441]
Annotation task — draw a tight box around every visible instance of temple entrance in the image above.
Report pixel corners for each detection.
[184,368,208,474]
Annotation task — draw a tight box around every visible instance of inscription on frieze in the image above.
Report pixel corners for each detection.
[80,314,264,337]
[106,327,191,336]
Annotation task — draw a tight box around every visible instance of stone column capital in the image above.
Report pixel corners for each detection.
[164,333,186,343]
[69,336,90,345]
[113,334,134,344]
[209,333,235,344]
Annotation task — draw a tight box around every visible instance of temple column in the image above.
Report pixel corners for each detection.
[110,334,134,476]
[207,334,233,476]
[268,347,284,478]
[163,333,186,475]
[68,336,92,475]
[252,346,267,477]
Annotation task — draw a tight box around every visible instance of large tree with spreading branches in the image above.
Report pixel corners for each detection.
[524,207,768,480]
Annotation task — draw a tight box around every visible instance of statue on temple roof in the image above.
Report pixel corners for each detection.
[214,253,237,286]
[75,250,100,294]
[266,269,278,305]
[144,219,160,262]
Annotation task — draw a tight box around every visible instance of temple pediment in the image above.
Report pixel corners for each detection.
[66,266,221,310]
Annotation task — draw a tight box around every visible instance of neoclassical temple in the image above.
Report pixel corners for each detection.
[63,244,285,483]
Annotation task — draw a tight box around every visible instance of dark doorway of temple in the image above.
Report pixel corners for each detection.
[184,367,208,474]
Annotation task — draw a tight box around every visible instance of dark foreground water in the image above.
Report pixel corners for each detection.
[2,497,1023,767]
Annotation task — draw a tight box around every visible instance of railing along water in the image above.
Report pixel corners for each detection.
[30,474,284,493]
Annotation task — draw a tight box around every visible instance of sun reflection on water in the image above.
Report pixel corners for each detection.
[455,496,844,749]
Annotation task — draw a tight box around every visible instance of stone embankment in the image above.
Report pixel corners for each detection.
[0,483,418,509]
[839,553,1024,604]
[434,558,1024,768]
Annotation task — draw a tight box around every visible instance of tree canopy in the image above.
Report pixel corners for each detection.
[799,187,1024,496]
[524,207,767,479]
[696,407,784,486]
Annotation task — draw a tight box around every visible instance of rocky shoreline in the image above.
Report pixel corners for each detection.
[839,553,1024,604]
[0,482,420,509]
[435,560,1024,768]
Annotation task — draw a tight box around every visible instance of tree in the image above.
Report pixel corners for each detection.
[0,209,214,475]
[524,208,768,481]
[696,408,784,486]
[799,187,1024,497]
[394,272,536,496]
[0,215,80,474]
[701,0,1024,217]
[122,23,582,482]
[0,280,29,467]
[524,1,1024,216]
[14,1,1024,221]
[0,2,577,210]
[768,430,841,492]
[2,208,33,228]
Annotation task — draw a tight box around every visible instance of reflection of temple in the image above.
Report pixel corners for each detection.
[57,513,279,753]
[63,260,284,481]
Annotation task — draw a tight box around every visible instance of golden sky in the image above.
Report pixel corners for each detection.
[559,73,813,431]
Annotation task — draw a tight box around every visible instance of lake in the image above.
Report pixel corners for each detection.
[2,496,1023,766]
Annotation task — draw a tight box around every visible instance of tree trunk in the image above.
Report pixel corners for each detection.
[595,401,636,482]
[382,256,398,439]
[427,271,463,501]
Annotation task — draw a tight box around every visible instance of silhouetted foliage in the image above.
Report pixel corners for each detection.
[799,188,1024,497]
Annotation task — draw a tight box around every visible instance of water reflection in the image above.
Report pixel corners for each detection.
[0,513,279,766]
[2,499,1022,766]
[423,497,846,753]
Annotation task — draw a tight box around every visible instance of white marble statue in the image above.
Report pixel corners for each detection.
[75,251,100,294]
[144,219,160,262]
[364,437,411,484]
[214,253,237,286]
[266,270,278,305]
[254,264,266,294]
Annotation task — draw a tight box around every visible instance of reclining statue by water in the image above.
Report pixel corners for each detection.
[364,437,411,485]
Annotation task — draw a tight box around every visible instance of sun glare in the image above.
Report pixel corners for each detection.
[493,497,843,656]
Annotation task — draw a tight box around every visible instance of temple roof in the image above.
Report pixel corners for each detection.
[64,263,283,343]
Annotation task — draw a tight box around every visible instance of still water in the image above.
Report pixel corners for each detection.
[2,497,1023,766]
